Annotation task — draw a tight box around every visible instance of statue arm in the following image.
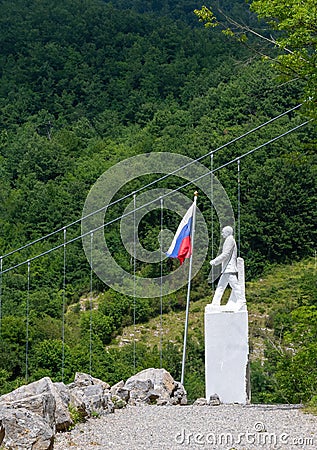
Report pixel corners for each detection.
[210,237,234,266]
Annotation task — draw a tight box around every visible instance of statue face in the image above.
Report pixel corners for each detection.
[221,226,233,238]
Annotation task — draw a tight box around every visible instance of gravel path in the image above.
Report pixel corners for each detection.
[54,404,317,450]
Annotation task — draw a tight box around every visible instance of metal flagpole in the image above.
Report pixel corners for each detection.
[89,232,94,375]
[210,153,214,291]
[160,197,164,369]
[133,193,137,373]
[181,191,198,386]
[62,227,66,383]
[26,260,30,382]
[237,159,241,257]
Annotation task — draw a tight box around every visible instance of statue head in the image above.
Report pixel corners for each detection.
[221,226,233,238]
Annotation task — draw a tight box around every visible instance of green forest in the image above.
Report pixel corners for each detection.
[0,0,316,405]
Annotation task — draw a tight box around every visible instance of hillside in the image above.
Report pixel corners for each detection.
[0,0,316,406]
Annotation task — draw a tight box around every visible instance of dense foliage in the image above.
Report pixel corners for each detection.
[0,0,316,403]
[250,0,317,116]
[195,0,317,117]
[247,259,317,404]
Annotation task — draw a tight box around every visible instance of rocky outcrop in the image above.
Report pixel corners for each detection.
[0,373,114,450]
[0,405,54,450]
[0,368,186,449]
[68,373,114,417]
[109,369,187,407]
[124,368,187,406]
[110,380,130,409]
[0,377,71,432]
[70,372,110,390]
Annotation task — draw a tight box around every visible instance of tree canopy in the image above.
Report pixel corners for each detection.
[195,0,317,118]
[250,0,317,116]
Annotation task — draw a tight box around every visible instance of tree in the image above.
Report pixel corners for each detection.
[250,0,316,116]
[30,339,73,382]
[194,1,317,117]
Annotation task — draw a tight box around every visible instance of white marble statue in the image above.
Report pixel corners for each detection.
[209,226,246,312]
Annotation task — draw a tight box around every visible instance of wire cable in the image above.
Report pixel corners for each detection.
[0,104,303,262]
[1,119,311,276]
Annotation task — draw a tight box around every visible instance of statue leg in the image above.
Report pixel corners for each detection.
[226,289,237,307]
[228,274,246,310]
[237,257,246,302]
[211,273,229,306]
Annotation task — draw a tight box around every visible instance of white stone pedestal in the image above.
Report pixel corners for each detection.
[205,305,249,404]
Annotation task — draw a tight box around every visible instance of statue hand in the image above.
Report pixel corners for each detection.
[209,259,215,266]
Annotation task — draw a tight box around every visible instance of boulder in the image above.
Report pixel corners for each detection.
[110,380,130,402]
[110,381,129,408]
[68,372,114,416]
[69,372,110,390]
[0,377,72,432]
[0,373,116,449]
[53,382,73,431]
[0,405,54,450]
[124,368,187,405]
[124,378,156,406]
[208,393,221,406]
[2,392,56,431]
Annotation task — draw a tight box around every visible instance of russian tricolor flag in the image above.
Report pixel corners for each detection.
[166,204,194,265]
